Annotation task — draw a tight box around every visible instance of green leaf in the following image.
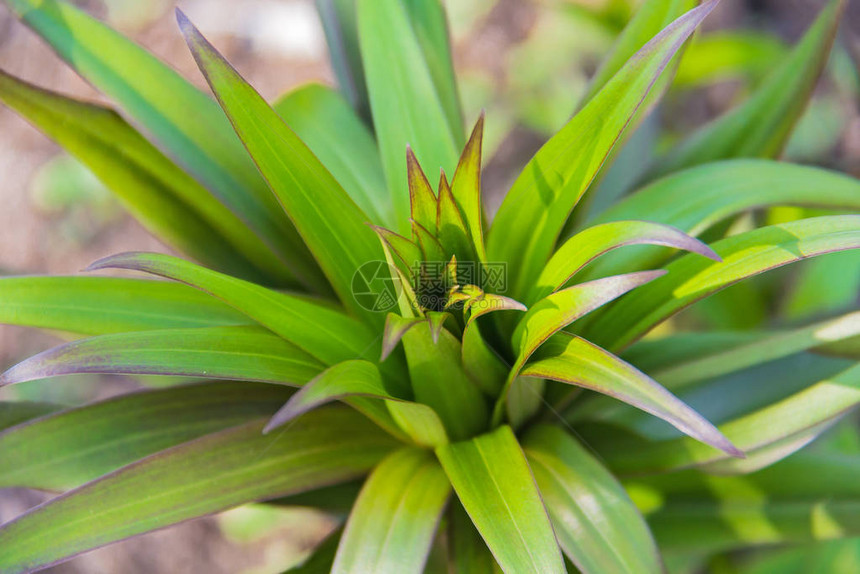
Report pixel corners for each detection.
[332,449,450,574]
[488,1,716,299]
[436,171,476,263]
[0,326,323,388]
[87,252,385,370]
[461,321,509,397]
[399,0,464,145]
[0,276,249,336]
[358,0,461,230]
[315,0,369,119]
[402,324,488,441]
[407,147,439,233]
[0,407,396,573]
[528,220,719,305]
[523,424,661,574]
[265,360,448,448]
[651,0,846,176]
[587,160,860,278]
[584,216,860,351]
[0,70,281,283]
[180,13,384,324]
[603,362,860,475]
[4,0,321,286]
[0,382,292,491]
[448,501,501,574]
[451,115,487,261]
[523,333,739,456]
[273,83,391,227]
[512,271,666,365]
[641,311,860,392]
[639,453,860,553]
[740,539,860,574]
[0,401,61,432]
[494,271,665,425]
[436,425,566,574]
[582,0,698,104]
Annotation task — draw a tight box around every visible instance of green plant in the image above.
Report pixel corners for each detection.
[0,0,858,572]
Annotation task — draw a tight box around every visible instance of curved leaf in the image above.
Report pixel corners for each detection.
[0,70,278,283]
[436,425,566,574]
[488,1,717,299]
[523,334,739,456]
[180,13,386,322]
[0,382,292,491]
[358,0,461,231]
[512,271,666,365]
[332,449,450,574]
[528,220,719,304]
[265,360,448,448]
[0,401,61,432]
[642,453,860,553]
[603,363,860,475]
[584,216,860,351]
[402,324,488,441]
[87,253,384,370]
[587,160,860,278]
[0,326,323,388]
[0,276,249,335]
[0,407,396,573]
[4,0,320,286]
[644,311,860,391]
[523,425,662,574]
[651,0,846,176]
[273,83,391,226]
[448,500,501,573]
[582,0,697,104]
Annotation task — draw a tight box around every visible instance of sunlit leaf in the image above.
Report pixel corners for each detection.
[436,425,566,574]
[523,424,662,574]
[332,449,450,574]
[0,382,292,490]
[0,407,396,572]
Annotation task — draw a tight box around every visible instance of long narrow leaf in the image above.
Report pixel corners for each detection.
[0,407,396,573]
[524,334,739,456]
[523,425,662,574]
[180,13,384,323]
[0,382,292,491]
[436,425,566,574]
[265,360,448,448]
[0,70,281,283]
[602,363,860,475]
[651,0,846,176]
[584,216,860,351]
[488,1,716,299]
[587,160,860,278]
[0,276,249,335]
[357,0,461,230]
[273,83,391,226]
[0,326,323,388]
[4,0,322,286]
[87,253,384,369]
[528,220,718,304]
[332,449,450,574]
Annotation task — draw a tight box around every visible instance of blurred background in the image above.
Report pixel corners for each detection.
[0,0,858,571]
